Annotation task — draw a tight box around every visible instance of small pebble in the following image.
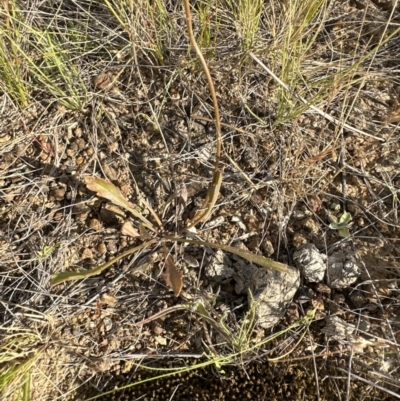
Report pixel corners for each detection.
[88,218,102,230]
[153,325,164,336]
[97,242,107,254]
[81,248,93,260]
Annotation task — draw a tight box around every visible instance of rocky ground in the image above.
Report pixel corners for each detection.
[1,1,400,400]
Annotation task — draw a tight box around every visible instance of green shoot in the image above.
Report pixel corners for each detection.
[328,211,352,238]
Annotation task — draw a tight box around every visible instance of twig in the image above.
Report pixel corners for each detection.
[339,131,347,212]
[191,114,253,136]
[336,367,400,400]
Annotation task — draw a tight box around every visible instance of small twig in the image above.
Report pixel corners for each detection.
[339,131,347,212]
[336,367,400,400]
[134,304,190,327]
[191,114,253,136]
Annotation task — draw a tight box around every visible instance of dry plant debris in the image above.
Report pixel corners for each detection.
[1,0,400,400]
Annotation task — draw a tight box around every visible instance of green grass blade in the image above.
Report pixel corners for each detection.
[51,239,157,286]
[169,237,295,275]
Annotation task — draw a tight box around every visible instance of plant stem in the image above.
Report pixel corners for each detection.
[182,0,222,169]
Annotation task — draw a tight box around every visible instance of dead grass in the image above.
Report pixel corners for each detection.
[1,0,400,400]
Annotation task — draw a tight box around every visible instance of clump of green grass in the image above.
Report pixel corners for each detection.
[22,28,88,111]
[245,0,400,126]
[103,0,177,65]
[0,1,29,107]
[248,0,329,122]
[0,2,101,111]
[225,0,263,51]
[0,330,42,401]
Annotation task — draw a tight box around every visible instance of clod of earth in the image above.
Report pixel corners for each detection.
[293,243,327,282]
[234,261,300,329]
[207,248,300,329]
[326,251,361,289]
[322,315,355,341]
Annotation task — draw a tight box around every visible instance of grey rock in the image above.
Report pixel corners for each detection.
[207,249,300,329]
[233,258,300,329]
[326,252,361,289]
[205,250,234,283]
[254,269,300,329]
[322,316,355,341]
[293,244,326,282]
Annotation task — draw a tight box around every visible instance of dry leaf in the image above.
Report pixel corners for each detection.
[162,244,183,297]
[93,71,114,90]
[121,221,140,237]
[176,182,188,218]
[84,176,155,231]
[172,237,294,276]
[190,168,223,225]
[51,238,158,286]
[85,176,132,208]
[179,182,188,204]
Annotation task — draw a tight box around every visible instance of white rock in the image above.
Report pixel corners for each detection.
[233,259,300,329]
[205,250,234,282]
[322,316,355,341]
[326,251,361,289]
[293,244,326,282]
[254,269,300,329]
[207,248,300,329]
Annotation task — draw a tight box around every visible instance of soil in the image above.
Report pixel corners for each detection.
[1,1,400,400]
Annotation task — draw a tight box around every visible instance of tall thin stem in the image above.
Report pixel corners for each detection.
[182,0,222,169]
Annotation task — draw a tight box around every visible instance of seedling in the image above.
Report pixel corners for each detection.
[328,211,352,238]
[51,0,295,294]
[51,175,293,293]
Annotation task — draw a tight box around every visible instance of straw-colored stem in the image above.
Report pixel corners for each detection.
[182,0,222,169]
